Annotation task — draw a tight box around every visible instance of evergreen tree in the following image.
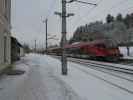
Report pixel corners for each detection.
[116,13,123,22]
[106,14,114,23]
[124,14,131,28]
[130,13,133,27]
[69,13,133,46]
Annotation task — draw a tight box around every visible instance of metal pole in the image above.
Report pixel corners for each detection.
[45,19,48,54]
[35,39,36,52]
[61,0,67,75]
[55,0,96,75]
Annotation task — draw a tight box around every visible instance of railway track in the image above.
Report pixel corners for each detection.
[117,59,133,66]
[52,55,133,74]
[69,58,133,79]
[71,64,133,94]
[51,54,133,66]
[68,58,133,94]
[70,56,133,66]
[69,58,133,74]
[51,55,133,94]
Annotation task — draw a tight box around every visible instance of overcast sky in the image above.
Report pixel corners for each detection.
[11,0,133,48]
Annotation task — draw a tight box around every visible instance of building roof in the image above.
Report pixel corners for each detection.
[11,37,23,47]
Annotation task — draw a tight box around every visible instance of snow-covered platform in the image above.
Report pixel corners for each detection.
[0,54,133,100]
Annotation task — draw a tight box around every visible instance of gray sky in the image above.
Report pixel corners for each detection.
[11,0,133,48]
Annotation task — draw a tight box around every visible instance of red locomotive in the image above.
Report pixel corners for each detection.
[48,39,122,61]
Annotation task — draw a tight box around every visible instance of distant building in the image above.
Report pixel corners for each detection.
[0,0,11,70]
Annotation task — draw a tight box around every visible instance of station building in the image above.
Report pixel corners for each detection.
[0,0,11,71]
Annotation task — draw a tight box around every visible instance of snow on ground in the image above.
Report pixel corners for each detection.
[0,55,81,100]
[119,47,133,59]
[0,60,30,100]
[29,54,133,100]
[0,54,133,100]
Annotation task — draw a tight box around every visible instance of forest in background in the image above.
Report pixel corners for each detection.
[69,13,133,46]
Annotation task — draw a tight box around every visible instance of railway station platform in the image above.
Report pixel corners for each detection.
[0,54,132,100]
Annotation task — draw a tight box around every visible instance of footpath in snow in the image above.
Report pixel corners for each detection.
[0,54,133,100]
[0,54,80,100]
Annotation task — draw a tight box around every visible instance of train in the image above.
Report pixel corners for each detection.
[47,39,123,61]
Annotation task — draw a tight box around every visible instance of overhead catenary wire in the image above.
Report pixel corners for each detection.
[46,0,57,19]
[88,0,130,22]
[75,0,103,21]
[71,0,103,33]
[43,0,60,46]
[71,0,129,33]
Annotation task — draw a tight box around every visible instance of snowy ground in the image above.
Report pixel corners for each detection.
[0,55,80,100]
[0,54,133,100]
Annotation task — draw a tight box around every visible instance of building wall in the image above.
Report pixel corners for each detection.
[0,0,11,68]
[20,47,25,57]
